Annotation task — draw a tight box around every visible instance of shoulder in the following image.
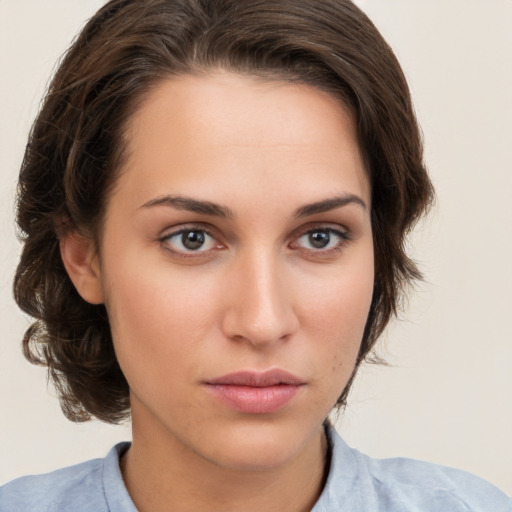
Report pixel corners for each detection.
[358,451,511,511]
[0,443,131,512]
[318,427,512,512]
[0,459,104,512]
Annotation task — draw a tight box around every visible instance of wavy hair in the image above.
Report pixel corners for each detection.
[14,0,434,423]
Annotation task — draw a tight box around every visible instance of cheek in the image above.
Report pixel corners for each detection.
[102,260,223,382]
[302,261,374,341]
[106,253,219,328]
[298,255,374,387]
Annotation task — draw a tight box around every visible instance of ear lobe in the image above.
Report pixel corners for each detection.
[60,232,104,304]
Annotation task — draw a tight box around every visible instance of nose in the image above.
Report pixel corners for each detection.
[221,250,299,348]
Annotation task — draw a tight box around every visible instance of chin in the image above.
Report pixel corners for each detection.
[198,418,321,471]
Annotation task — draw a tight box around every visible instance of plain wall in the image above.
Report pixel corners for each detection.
[1,0,511,494]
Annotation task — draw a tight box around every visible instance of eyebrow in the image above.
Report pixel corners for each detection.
[140,195,235,219]
[294,194,368,217]
[140,193,367,219]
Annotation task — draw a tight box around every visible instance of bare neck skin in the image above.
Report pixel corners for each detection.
[121,401,329,512]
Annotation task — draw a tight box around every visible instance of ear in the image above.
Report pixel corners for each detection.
[60,232,104,304]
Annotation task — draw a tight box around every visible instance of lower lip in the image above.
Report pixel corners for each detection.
[206,384,302,414]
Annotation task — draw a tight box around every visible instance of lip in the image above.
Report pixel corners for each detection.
[204,370,305,414]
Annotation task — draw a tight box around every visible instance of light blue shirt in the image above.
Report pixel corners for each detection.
[1,427,511,511]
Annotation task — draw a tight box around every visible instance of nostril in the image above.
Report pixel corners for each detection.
[221,303,298,348]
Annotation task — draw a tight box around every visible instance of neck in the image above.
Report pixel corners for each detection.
[121,417,329,512]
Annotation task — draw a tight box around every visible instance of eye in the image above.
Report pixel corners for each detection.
[293,228,350,252]
[161,228,219,254]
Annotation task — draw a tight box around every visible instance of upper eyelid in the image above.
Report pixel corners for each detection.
[290,222,350,240]
[160,223,218,239]
[293,227,351,246]
[159,224,218,242]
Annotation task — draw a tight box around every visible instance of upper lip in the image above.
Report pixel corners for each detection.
[206,369,305,387]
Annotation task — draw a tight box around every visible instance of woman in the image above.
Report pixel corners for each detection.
[1,1,510,510]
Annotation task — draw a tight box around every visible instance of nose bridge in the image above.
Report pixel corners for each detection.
[222,245,297,346]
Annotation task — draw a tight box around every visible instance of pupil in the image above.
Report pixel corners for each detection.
[309,230,330,248]
[182,230,205,250]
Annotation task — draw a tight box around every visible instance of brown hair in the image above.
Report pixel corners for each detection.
[14,0,434,423]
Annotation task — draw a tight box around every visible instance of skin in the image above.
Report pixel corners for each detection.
[61,71,374,512]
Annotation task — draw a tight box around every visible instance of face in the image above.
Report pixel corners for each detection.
[90,72,373,470]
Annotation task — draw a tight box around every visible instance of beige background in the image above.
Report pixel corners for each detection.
[1,0,511,495]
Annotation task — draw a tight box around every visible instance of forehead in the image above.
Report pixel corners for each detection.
[113,71,370,213]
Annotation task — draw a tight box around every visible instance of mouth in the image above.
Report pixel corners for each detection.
[204,369,305,414]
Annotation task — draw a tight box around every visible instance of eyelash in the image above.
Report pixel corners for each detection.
[159,225,351,258]
[159,226,221,257]
[291,227,351,254]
